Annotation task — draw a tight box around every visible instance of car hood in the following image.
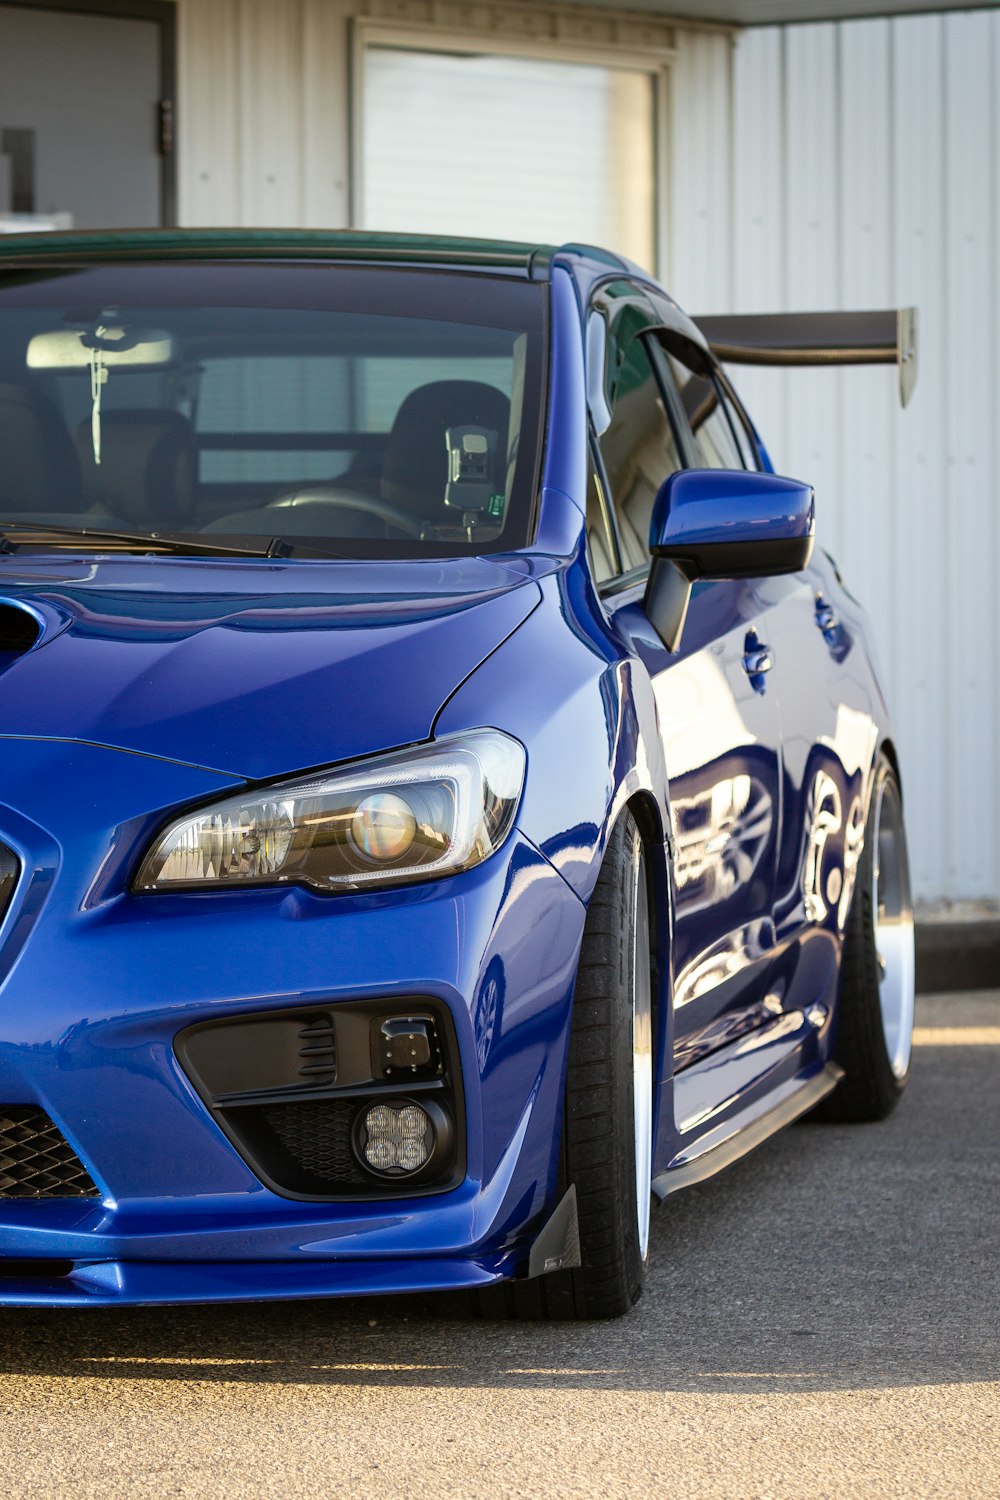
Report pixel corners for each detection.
[0,556,539,780]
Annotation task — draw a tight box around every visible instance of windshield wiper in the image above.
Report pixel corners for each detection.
[0,523,277,558]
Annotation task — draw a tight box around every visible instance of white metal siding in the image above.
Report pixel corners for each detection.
[668,16,1000,904]
[173,1,997,903]
[177,0,353,229]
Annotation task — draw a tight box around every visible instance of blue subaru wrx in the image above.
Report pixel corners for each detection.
[0,231,915,1317]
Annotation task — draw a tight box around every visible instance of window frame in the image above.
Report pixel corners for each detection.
[715,368,764,472]
[351,16,675,269]
[587,279,687,593]
[586,277,771,599]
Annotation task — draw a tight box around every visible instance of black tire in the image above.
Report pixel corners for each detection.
[815,755,914,1123]
[478,811,654,1319]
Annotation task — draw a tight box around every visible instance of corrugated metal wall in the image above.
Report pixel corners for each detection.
[668,15,999,906]
[177,0,353,229]
[176,1,998,904]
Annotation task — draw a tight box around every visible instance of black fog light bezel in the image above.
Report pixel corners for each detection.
[175,995,465,1202]
[353,1095,454,1184]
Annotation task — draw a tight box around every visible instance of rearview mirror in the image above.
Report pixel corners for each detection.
[645,469,814,651]
[27,326,176,369]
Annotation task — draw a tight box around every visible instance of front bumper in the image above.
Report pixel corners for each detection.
[0,737,587,1304]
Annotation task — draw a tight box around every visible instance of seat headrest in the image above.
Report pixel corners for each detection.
[76,410,197,525]
[0,383,84,515]
[380,380,511,518]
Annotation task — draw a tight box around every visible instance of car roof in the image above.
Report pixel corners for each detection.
[0,227,543,268]
[0,226,583,273]
[0,227,708,350]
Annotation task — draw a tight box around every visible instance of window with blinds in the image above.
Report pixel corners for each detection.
[361,46,656,270]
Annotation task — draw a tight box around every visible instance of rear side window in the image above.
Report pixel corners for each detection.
[597,335,683,571]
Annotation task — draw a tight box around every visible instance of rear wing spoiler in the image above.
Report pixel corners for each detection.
[694,308,918,408]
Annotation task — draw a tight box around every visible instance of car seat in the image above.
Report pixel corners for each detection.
[75,410,198,527]
[379,380,511,528]
[0,383,85,515]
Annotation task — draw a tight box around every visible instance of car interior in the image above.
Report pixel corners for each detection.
[0,309,533,551]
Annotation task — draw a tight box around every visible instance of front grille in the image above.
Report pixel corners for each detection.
[232,1099,368,1196]
[0,1108,100,1198]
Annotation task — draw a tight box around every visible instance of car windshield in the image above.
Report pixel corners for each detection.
[0,261,546,558]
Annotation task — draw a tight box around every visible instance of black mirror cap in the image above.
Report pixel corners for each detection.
[654,529,815,583]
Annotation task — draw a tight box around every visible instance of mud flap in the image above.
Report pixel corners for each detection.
[527,1183,582,1277]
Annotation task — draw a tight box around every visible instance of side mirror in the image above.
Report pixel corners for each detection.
[645,469,815,651]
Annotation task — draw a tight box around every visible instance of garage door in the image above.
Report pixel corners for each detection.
[361,45,656,269]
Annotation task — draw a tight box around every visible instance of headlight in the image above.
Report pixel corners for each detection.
[134,730,526,894]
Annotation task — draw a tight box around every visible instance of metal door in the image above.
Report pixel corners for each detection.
[0,3,170,231]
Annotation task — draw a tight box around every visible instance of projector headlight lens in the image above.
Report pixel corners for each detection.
[135,729,525,893]
[350,792,417,862]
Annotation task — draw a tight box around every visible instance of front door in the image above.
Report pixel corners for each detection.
[590,287,782,1076]
[612,581,781,1072]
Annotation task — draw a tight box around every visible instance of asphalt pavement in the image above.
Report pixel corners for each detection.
[1,990,998,1500]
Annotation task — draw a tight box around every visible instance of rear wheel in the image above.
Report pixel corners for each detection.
[479,811,654,1319]
[818,755,914,1122]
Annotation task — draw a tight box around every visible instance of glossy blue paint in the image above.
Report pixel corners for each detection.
[0,557,539,779]
[0,232,899,1307]
[650,469,816,557]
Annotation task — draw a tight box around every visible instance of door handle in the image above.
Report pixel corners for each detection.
[814,594,840,636]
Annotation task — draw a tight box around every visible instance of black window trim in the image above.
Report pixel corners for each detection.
[586,424,623,582]
[714,366,764,472]
[588,276,763,599]
[598,561,650,600]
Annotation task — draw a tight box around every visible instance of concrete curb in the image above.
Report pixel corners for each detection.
[916,920,1000,993]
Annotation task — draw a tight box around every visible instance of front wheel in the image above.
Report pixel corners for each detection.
[477,810,655,1320]
[560,809,654,1316]
[818,755,915,1122]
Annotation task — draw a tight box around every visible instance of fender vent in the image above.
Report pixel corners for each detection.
[0,1109,99,1198]
[0,602,41,662]
[0,841,17,924]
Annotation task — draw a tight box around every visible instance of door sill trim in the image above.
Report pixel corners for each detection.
[652,1062,844,1201]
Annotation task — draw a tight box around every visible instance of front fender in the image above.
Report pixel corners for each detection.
[435,550,670,907]
[434,550,679,1160]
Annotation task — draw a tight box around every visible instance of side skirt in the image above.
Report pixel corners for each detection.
[651,1062,843,1201]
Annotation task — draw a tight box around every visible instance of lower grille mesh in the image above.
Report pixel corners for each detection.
[229,1099,368,1195]
[0,1108,100,1198]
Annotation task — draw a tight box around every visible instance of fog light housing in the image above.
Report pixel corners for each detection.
[355,1097,452,1180]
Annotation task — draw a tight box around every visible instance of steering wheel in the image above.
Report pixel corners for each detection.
[268,487,426,539]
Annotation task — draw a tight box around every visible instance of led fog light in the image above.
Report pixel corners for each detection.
[356,1098,451,1179]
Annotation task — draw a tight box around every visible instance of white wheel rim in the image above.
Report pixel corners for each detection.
[872,777,915,1080]
[632,847,653,1261]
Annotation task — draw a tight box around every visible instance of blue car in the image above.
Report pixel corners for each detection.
[0,230,915,1317]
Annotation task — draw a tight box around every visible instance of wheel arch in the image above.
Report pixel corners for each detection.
[607,790,675,1101]
[879,736,903,802]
